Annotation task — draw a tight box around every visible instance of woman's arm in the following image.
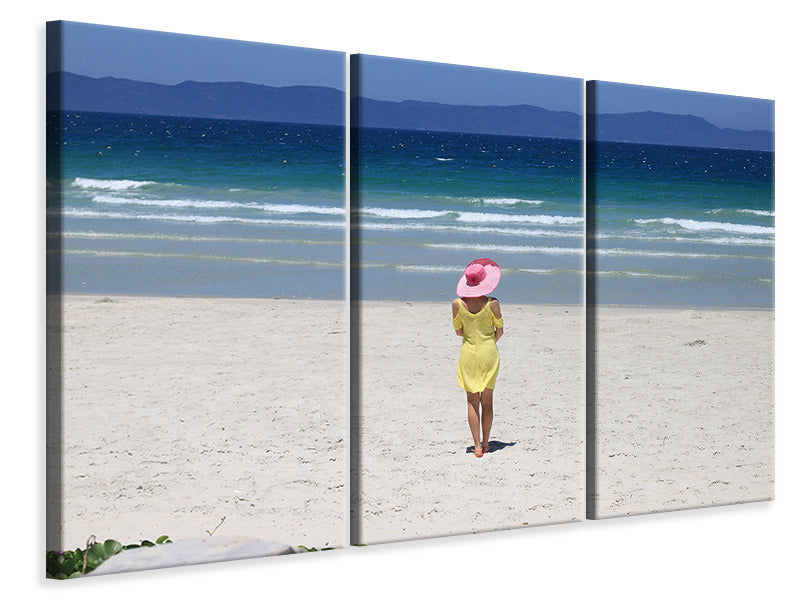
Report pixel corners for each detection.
[452,299,463,336]
[490,298,503,341]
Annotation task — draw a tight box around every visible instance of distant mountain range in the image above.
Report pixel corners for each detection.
[356,97,581,140]
[48,71,345,126]
[48,72,773,150]
[592,110,773,152]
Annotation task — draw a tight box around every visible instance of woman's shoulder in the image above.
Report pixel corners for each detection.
[452,298,462,316]
[488,297,502,317]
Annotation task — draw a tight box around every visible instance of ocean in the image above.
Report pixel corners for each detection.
[47,111,346,299]
[589,141,774,308]
[353,127,584,304]
[47,113,772,308]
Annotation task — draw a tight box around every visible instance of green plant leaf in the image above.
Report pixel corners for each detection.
[46,554,62,570]
[61,556,79,575]
[85,543,109,570]
[103,539,123,556]
[46,533,174,578]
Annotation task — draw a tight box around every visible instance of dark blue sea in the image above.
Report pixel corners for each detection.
[47,111,346,299]
[353,127,584,304]
[590,141,774,308]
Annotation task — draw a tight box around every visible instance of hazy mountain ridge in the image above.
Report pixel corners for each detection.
[48,72,772,150]
[593,110,773,151]
[48,71,345,126]
[356,97,581,140]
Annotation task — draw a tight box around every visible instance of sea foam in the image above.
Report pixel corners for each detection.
[426,242,582,255]
[395,264,462,272]
[59,230,340,246]
[634,217,774,235]
[258,202,345,216]
[457,212,583,225]
[91,195,346,215]
[481,198,544,206]
[359,222,582,237]
[73,177,155,190]
[61,208,344,228]
[92,196,242,209]
[596,248,766,260]
[360,207,451,219]
[593,233,773,246]
[707,208,774,217]
[592,270,694,280]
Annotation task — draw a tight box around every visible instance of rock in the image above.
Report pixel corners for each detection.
[88,536,296,576]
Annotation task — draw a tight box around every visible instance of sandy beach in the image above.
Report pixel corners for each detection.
[47,295,772,549]
[354,301,585,545]
[590,306,774,518]
[48,295,347,552]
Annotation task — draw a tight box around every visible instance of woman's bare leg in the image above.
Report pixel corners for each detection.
[466,392,482,456]
[480,387,494,452]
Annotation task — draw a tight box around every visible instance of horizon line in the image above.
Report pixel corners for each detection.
[50,71,774,134]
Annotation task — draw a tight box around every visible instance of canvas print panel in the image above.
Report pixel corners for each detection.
[46,22,346,575]
[586,81,774,518]
[351,55,584,545]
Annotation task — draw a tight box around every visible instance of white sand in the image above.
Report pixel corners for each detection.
[48,296,769,549]
[591,306,774,518]
[49,295,346,551]
[354,301,585,544]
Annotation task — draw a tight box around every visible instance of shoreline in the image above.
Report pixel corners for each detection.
[590,303,774,312]
[50,294,347,302]
[49,293,773,312]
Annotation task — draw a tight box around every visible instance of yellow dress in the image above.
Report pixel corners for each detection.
[452,299,504,392]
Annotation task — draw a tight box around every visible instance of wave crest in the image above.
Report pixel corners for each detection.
[457,212,582,225]
[360,207,451,219]
[634,217,774,235]
[91,195,346,215]
[73,177,156,190]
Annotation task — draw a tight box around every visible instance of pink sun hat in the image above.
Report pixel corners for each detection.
[456,258,502,298]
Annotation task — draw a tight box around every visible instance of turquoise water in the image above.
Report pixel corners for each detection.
[47,111,346,299]
[589,141,774,308]
[47,113,772,307]
[353,127,584,304]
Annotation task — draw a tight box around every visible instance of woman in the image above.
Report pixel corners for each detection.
[452,258,503,458]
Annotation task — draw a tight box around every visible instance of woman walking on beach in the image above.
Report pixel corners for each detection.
[452,258,504,458]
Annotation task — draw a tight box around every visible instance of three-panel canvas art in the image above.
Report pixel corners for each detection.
[46,21,775,578]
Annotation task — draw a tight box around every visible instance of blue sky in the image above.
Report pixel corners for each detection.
[51,21,345,90]
[591,81,774,132]
[355,55,583,113]
[49,23,772,133]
